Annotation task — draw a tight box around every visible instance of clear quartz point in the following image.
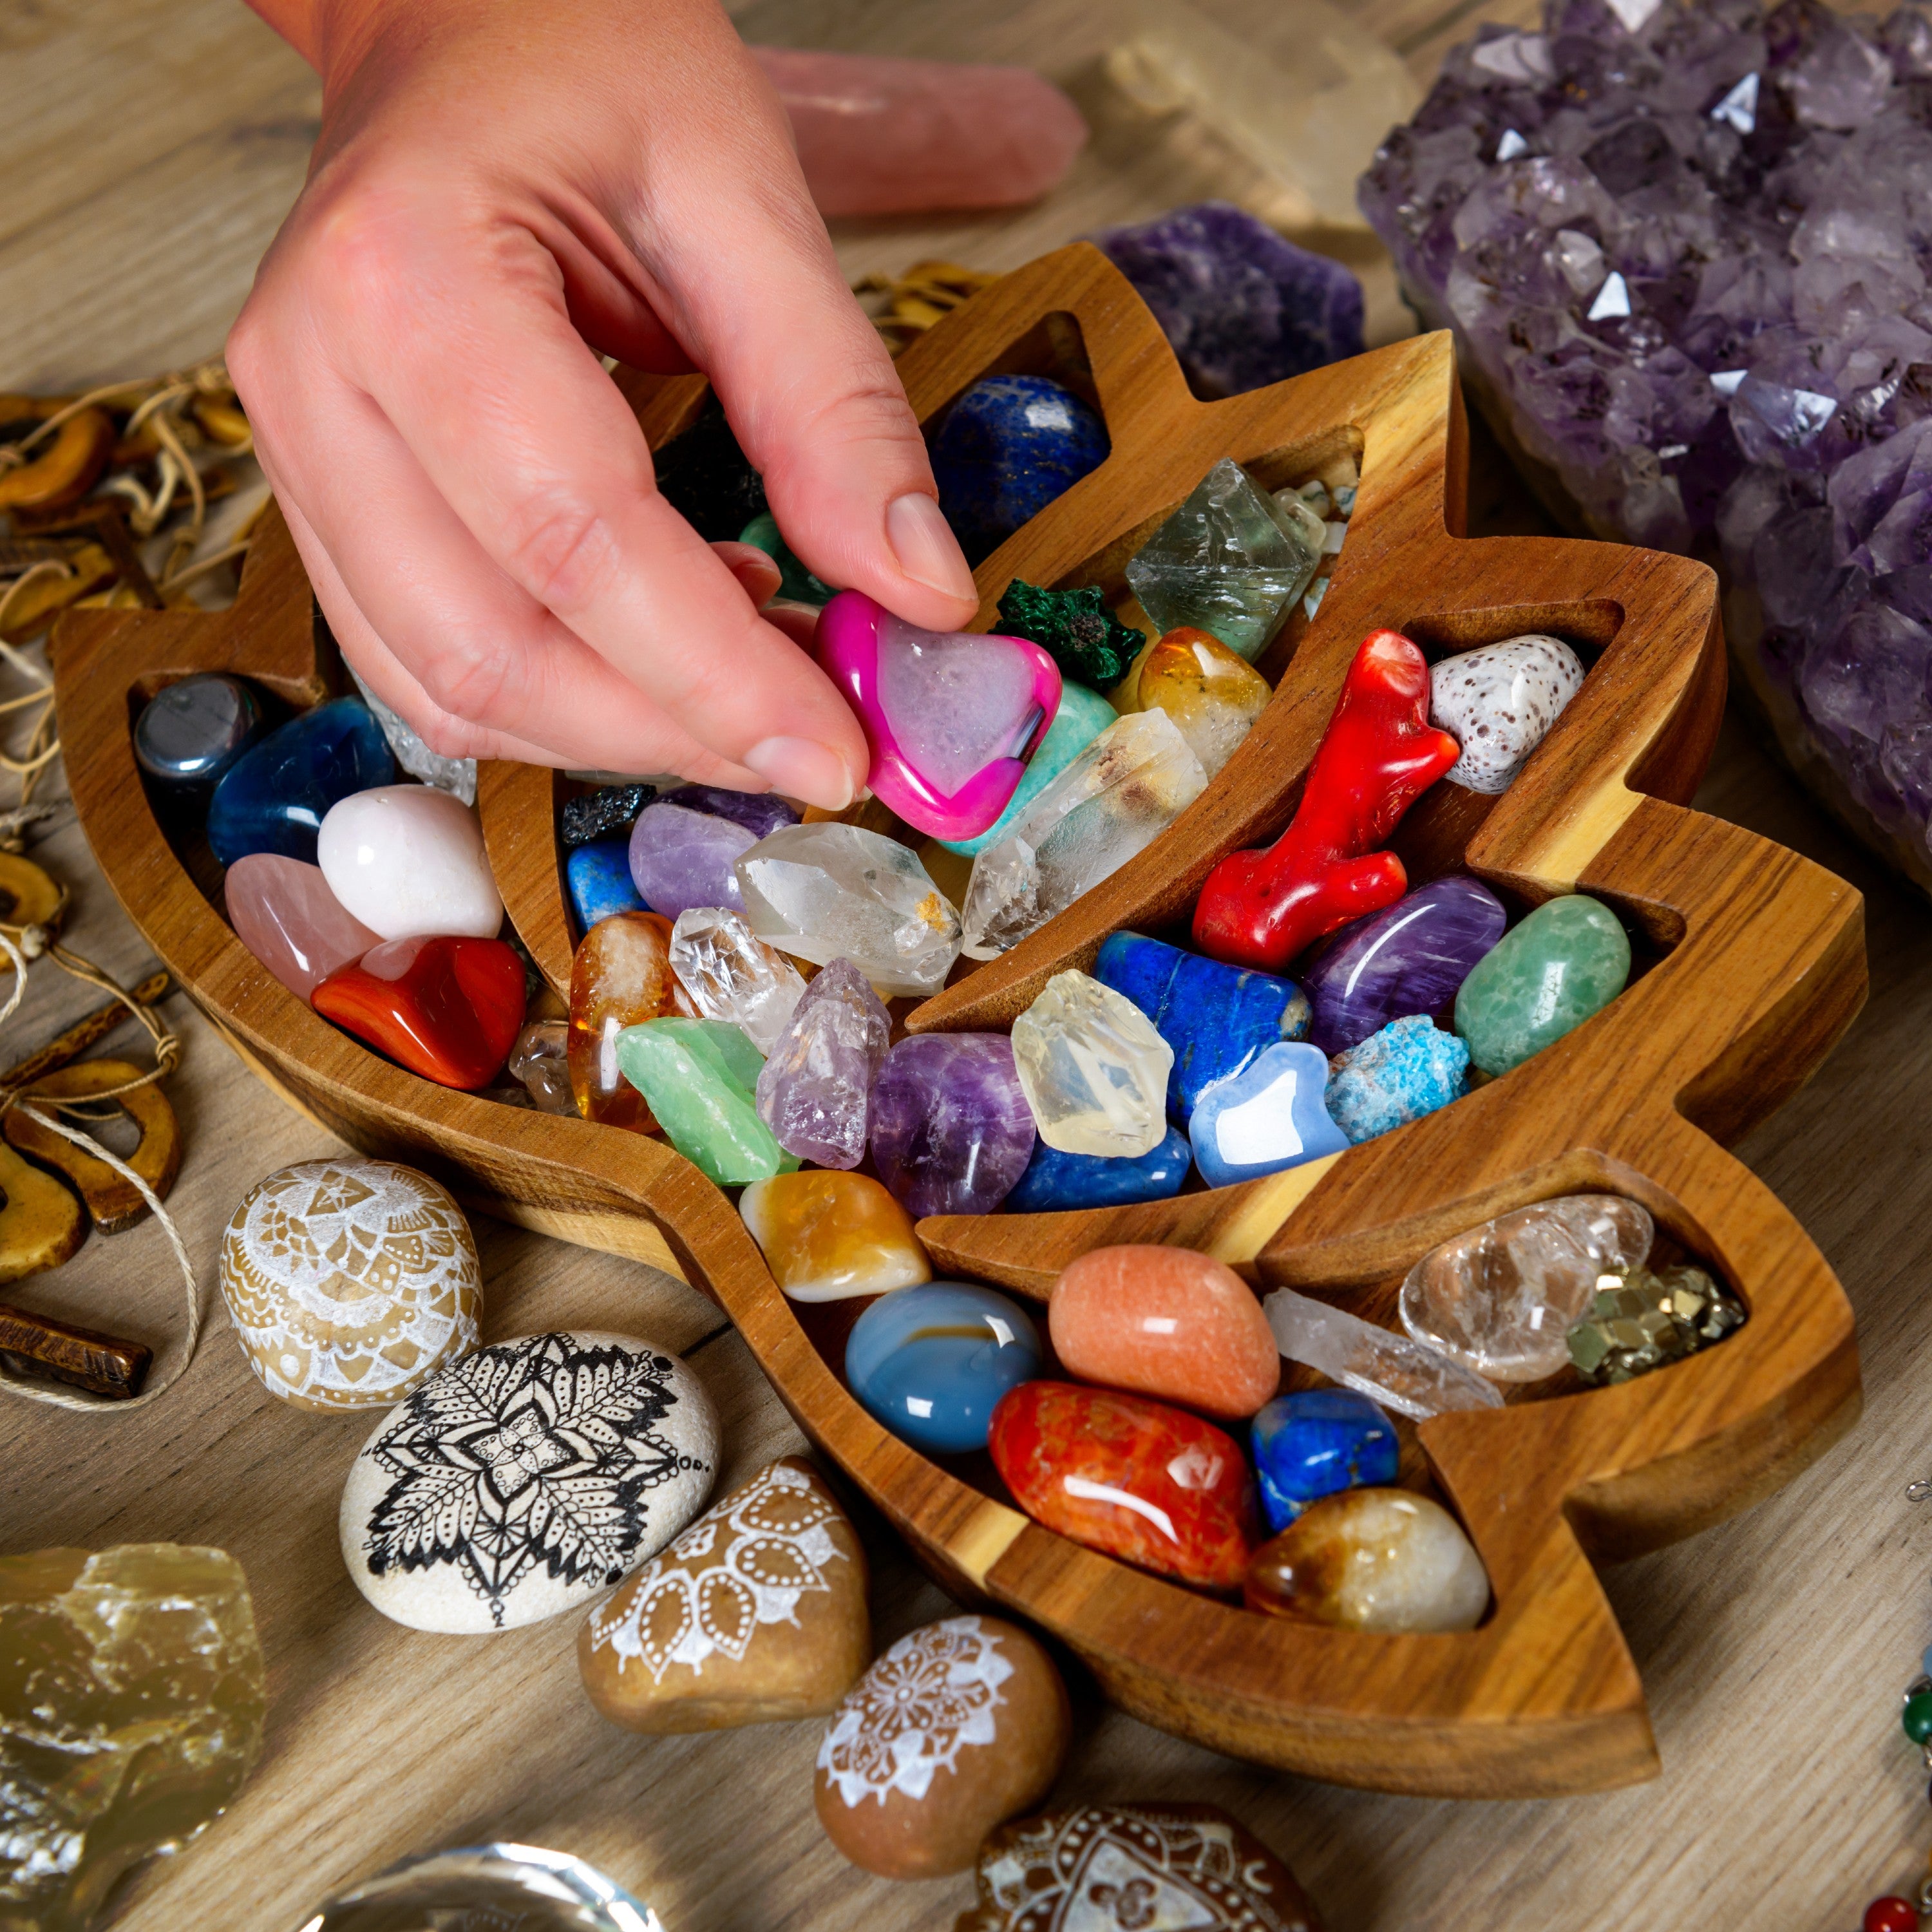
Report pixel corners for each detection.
[1264,1285,1504,1419]
[668,906,806,1055]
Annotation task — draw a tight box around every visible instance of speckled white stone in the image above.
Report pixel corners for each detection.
[1428,634,1585,795]
[317,784,503,942]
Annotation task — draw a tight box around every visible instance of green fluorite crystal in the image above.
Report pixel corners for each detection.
[1453,894,1631,1077]
[614,1017,799,1186]
[994,580,1144,688]
[1,1544,266,1932]
[1122,459,1323,661]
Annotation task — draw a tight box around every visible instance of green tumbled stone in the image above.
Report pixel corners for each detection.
[1453,894,1631,1077]
[614,1017,799,1186]
[1905,1688,1932,1745]
[938,683,1118,858]
[738,513,834,606]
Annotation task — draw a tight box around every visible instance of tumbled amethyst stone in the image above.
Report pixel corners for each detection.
[754,958,891,1170]
[658,783,800,840]
[1303,876,1508,1057]
[869,1033,1036,1218]
[627,802,755,919]
[1092,201,1365,399]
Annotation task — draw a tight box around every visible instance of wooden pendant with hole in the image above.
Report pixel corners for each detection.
[50,244,1866,1799]
[0,1140,85,1283]
[0,853,66,938]
[4,1059,180,1233]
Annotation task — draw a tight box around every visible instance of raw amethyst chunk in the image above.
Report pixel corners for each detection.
[868,1034,1036,1218]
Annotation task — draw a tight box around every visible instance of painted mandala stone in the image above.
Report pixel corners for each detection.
[579,1457,869,1734]
[339,1331,718,1634]
[814,1614,1070,1880]
[959,1802,1328,1932]
[218,1159,482,1412]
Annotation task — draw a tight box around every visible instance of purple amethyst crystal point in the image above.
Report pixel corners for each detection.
[1092,202,1365,399]
[1303,876,1508,1057]
[753,957,891,1170]
[657,783,800,840]
[868,1033,1036,1218]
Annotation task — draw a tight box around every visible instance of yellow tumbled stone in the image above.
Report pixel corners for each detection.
[1133,626,1273,776]
[740,1171,933,1302]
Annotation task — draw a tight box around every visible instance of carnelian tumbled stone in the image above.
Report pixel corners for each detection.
[987,1380,1255,1590]
[1049,1245,1278,1419]
[313,934,527,1088]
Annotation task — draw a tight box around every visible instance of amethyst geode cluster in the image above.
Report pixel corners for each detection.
[1359,0,1932,887]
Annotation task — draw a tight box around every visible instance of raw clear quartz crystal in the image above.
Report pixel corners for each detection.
[735,823,962,996]
[961,710,1207,958]
[1263,1285,1504,1419]
[345,659,477,806]
[668,906,807,1054]
[1399,1194,1655,1381]
[509,1019,577,1115]
[1009,969,1174,1157]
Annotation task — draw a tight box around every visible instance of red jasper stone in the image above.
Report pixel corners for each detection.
[988,1379,1256,1591]
[1192,629,1460,974]
[314,934,527,1089]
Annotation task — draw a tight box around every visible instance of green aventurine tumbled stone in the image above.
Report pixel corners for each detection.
[614,1018,799,1186]
[1122,458,1324,662]
[1453,894,1631,1077]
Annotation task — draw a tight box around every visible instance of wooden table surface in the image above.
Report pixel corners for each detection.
[5,3,1929,1929]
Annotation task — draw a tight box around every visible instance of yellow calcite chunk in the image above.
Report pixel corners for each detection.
[1133,626,1273,776]
[740,1171,933,1302]
[0,1544,267,1932]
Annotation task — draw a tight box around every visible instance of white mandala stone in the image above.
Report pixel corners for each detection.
[339,1331,718,1634]
[218,1159,482,1412]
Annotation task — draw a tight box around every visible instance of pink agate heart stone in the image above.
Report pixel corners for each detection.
[817,589,1061,841]
[225,852,381,1001]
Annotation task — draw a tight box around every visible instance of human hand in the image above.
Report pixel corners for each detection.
[229,0,980,809]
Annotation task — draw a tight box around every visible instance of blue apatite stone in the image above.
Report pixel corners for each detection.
[1095,931,1309,1122]
[1251,1389,1398,1533]
[205,697,394,867]
[845,1281,1041,1454]
[930,375,1110,564]
[568,839,647,931]
[1188,1040,1347,1189]
[1325,1014,1470,1145]
[1003,1123,1192,1213]
[134,673,262,788]
[939,683,1117,858]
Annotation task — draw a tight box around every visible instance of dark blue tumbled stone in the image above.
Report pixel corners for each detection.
[205,697,395,867]
[1094,931,1309,1122]
[134,673,262,788]
[567,839,647,931]
[1002,1122,1193,1213]
[656,783,800,840]
[1250,1388,1398,1533]
[930,375,1110,564]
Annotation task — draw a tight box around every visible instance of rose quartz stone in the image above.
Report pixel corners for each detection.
[225,853,380,1002]
[752,48,1088,217]
[1049,1245,1279,1419]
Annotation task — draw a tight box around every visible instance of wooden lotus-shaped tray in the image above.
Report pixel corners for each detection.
[52,245,1865,1799]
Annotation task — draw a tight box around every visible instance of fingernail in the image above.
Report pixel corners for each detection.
[744,735,857,811]
[886,492,977,605]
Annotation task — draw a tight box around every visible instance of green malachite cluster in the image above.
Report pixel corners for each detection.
[614,1017,799,1186]
[994,580,1144,690]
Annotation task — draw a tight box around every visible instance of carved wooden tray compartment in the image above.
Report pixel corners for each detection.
[53,245,1865,1799]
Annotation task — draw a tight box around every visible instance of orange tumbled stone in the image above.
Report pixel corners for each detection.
[740,1171,932,1302]
[1048,1245,1278,1419]
[1134,627,1273,777]
[567,911,691,1131]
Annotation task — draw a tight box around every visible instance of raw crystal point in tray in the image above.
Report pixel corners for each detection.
[754,958,891,1169]
[1356,0,1932,885]
[1264,1285,1504,1420]
[668,907,806,1056]
[343,658,477,804]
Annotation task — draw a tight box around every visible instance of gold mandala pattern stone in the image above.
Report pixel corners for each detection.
[219,1159,482,1412]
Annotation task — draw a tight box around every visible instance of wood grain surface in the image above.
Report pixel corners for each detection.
[4,0,1930,1927]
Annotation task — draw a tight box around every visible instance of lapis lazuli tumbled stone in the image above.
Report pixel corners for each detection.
[1001,1122,1192,1214]
[567,839,646,931]
[135,673,263,790]
[930,375,1110,564]
[1095,931,1309,1122]
[1188,1040,1347,1189]
[1250,1388,1400,1534]
[844,1280,1041,1455]
[205,697,395,867]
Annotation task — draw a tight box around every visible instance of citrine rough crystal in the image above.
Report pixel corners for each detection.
[1,1544,267,1932]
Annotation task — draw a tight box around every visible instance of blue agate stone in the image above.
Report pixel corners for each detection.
[1188,1041,1347,1189]
[845,1281,1041,1454]
[134,673,262,789]
[205,697,395,866]
[567,839,647,931]
[1002,1123,1192,1213]
[1095,931,1309,1122]
[1325,1014,1470,1144]
[931,375,1109,564]
[1251,1389,1398,1533]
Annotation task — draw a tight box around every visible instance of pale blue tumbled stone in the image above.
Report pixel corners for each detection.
[1188,1040,1347,1188]
[1325,1014,1470,1144]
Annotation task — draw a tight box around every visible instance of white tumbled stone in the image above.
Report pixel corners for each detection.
[317,783,503,942]
[1428,634,1585,795]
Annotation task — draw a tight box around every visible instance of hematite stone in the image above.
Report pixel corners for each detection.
[135,673,261,788]
[561,781,654,848]
[930,375,1109,564]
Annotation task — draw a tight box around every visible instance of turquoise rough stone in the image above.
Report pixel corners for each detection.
[1453,895,1632,1077]
[938,683,1117,858]
[1325,1014,1470,1143]
[845,1281,1041,1453]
